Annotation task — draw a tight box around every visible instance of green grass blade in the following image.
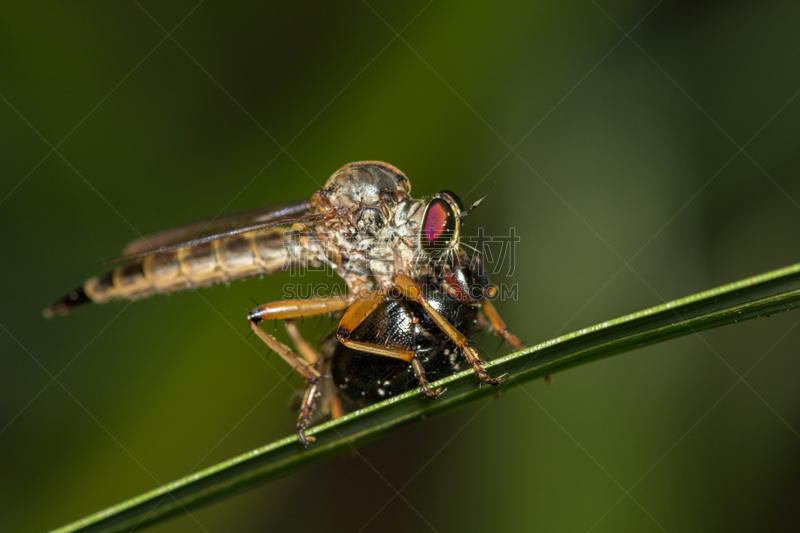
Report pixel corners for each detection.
[51,262,800,533]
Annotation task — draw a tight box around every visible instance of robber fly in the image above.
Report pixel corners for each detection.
[46,161,523,446]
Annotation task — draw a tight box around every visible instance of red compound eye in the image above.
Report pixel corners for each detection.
[422,197,457,253]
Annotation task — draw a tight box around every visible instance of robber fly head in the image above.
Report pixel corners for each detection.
[420,186,490,256]
[420,190,462,258]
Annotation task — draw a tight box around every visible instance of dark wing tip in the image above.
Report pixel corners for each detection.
[43,287,92,318]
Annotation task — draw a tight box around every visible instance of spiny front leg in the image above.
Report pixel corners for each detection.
[248,316,321,385]
[285,319,325,446]
[248,318,320,446]
[248,296,350,447]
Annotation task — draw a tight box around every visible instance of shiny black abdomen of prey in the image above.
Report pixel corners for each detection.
[331,278,482,408]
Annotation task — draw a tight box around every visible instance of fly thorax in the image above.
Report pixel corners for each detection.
[320,161,410,208]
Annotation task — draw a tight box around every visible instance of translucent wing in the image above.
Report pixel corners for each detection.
[106,200,321,264]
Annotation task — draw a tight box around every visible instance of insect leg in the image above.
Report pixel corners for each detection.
[330,396,346,420]
[284,319,321,366]
[411,358,445,400]
[248,296,351,447]
[394,274,508,387]
[480,299,525,351]
[336,292,442,399]
[283,319,324,436]
[335,292,414,361]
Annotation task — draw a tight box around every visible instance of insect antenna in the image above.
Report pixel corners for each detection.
[458,183,494,221]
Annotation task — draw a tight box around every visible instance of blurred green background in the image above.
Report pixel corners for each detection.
[3,1,800,532]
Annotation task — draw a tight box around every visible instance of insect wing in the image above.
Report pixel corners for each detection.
[108,200,319,264]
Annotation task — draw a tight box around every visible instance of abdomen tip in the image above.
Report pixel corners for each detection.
[45,287,92,317]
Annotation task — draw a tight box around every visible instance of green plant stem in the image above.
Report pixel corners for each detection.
[51,262,800,533]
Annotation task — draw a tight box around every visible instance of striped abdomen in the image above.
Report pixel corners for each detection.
[44,228,312,316]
